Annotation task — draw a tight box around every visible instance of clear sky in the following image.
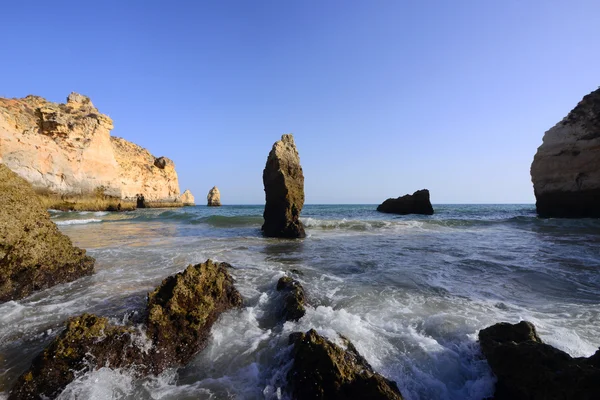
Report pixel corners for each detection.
[2,1,599,204]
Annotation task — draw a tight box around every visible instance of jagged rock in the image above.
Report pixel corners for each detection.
[262,134,306,238]
[146,259,242,370]
[0,93,182,203]
[531,88,600,217]
[9,314,150,400]
[287,329,403,400]
[376,189,434,215]
[0,164,95,303]
[276,276,306,322]
[479,321,600,400]
[10,260,243,399]
[179,189,195,206]
[207,186,221,206]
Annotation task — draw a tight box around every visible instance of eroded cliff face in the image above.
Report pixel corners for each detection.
[531,88,600,217]
[0,93,181,202]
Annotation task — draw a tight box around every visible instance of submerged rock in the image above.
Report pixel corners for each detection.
[9,314,150,400]
[531,88,600,217]
[276,276,306,322]
[179,189,195,205]
[207,186,221,206]
[262,134,306,238]
[479,321,600,400]
[287,329,404,400]
[376,189,434,215]
[10,260,242,399]
[146,259,242,370]
[0,164,95,303]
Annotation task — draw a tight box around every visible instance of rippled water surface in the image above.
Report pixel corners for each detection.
[1,204,599,400]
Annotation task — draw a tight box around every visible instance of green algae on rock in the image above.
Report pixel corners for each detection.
[146,259,242,370]
[276,276,306,322]
[0,164,95,303]
[9,314,150,400]
[479,321,600,400]
[287,329,404,400]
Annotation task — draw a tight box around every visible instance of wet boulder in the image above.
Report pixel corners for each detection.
[262,134,306,238]
[146,259,242,370]
[376,189,434,215]
[287,329,404,400]
[0,164,95,303]
[276,276,306,322]
[9,314,150,400]
[479,321,600,400]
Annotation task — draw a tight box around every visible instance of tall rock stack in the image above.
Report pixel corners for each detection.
[531,88,600,217]
[207,186,221,206]
[262,134,306,238]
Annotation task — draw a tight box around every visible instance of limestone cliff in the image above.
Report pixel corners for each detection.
[531,88,600,217]
[0,93,182,203]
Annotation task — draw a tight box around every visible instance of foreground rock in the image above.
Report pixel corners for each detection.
[377,189,434,215]
[479,321,600,400]
[531,88,600,217]
[0,164,94,303]
[10,260,242,399]
[262,134,306,238]
[146,260,242,370]
[207,186,221,206]
[288,329,403,399]
[0,93,183,205]
[276,276,306,322]
[179,189,195,205]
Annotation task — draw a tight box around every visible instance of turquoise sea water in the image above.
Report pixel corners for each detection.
[1,204,599,399]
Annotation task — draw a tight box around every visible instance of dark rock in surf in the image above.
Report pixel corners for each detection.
[262,134,306,238]
[531,88,600,217]
[136,193,146,208]
[287,329,404,400]
[479,321,600,400]
[376,189,434,215]
[146,259,242,370]
[276,276,306,322]
[9,314,151,400]
[0,164,95,303]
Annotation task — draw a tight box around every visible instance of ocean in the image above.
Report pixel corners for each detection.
[1,204,599,400]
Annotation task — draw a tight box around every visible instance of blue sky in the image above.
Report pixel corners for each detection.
[2,1,599,204]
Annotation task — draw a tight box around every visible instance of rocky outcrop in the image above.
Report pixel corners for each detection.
[146,259,242,370]
[179,189,195,205]
[262,134,306,238]
[0,164,95,303]
[479,321,600,400]
[10,260,242,399]
[531,88,600,217]
[0,93,182,203]
[376,189,434,215]
[276,276,306,322]
[207,186,221,206]
[287,329,404,399]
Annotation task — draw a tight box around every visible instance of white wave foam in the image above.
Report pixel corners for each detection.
[54,219,101,226]
[57,367,135,400]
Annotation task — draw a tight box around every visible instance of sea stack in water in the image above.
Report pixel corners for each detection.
[207,186,221,206]
[262,134,306,238]
[179,189,195,205]
[479,321,600,400]
[531,88,600,217]
[0,164,95,303]
[377,189,434,215]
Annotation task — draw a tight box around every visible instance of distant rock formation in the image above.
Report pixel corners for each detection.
[179,189,195,205]
[479,321,600,400]
[377,189,434,215]
[0,164,94,303]
[276,276,306,322]
[262,134,306,238]
[10,260,242,399]
[207,186,221,206]
[287,329,404,399]
[531,88,600,217]
[0,93,181,203]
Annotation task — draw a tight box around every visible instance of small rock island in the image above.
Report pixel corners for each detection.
[377,189,434,215]
[207,186,221,206]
